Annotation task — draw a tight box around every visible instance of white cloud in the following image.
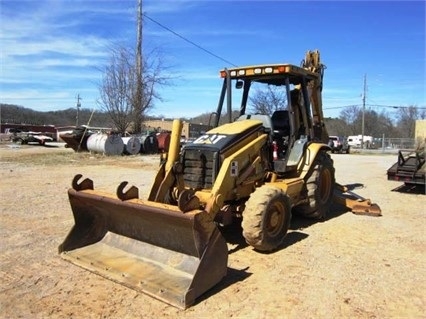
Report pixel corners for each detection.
[1,0,424,118]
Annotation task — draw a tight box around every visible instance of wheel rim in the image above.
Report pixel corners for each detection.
[266,202,284,236]
[319,168,332,204]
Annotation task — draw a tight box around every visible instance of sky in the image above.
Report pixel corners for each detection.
[1,0,425,119]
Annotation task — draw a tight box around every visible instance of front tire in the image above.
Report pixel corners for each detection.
[242,186,291,251]
[294,151,335,219]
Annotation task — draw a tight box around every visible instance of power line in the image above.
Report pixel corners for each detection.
[323,105,360,110]
[366,104,426,109]
[143,13,426,112]
[142,13,237,67]
[324,104,426,110]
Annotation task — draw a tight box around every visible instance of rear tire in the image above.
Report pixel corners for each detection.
[294,151,335,219]
[242,186,291,251]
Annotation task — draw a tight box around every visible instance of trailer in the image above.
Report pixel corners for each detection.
[347,135,374,149]
[387,149,425,188]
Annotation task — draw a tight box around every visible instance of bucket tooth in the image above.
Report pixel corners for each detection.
[72,174,93,191]
[116,181,139,200]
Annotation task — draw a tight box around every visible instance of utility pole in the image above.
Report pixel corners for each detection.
[361,74,366,149]
[134,0,143,134]
[137,0,142,72]
[76,94,82,127]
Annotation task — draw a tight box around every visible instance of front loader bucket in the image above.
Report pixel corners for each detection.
[58,176,228,309]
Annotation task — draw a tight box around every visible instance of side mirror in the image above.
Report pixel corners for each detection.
[235,80,243,89]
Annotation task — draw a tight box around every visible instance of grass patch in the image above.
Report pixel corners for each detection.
[0,147,160,169]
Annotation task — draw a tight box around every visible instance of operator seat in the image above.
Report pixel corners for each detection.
[271,110,290,138]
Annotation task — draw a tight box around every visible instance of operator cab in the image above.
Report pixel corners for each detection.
[213,63,322,173]
[235,111,290,161]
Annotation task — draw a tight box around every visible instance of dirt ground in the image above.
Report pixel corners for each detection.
[0,143,425,319]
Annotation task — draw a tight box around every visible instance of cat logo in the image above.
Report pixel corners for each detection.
[193,134,227,145]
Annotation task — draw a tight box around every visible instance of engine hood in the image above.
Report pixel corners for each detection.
[185,120,264,152]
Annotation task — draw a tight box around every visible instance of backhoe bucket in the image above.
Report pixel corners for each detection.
[333,183,382,217]
[58,176,228,309]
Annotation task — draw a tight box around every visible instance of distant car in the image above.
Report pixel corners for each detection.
[10,129,54,146]
[328,136,350,154]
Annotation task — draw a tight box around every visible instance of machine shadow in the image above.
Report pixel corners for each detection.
[218,181,372,255]
[219,195,352,255]
[43,143,61,148]
[391,183,425,195]
[193,266,252,306]
[199,197,354,306]
[290,201,350,230]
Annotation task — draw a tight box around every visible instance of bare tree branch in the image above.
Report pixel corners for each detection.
[249,85,287,115]
[98,45,171,134]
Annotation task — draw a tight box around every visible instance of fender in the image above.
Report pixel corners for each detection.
[298,142,331,179]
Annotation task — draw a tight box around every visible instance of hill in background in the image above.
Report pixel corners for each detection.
[0,103,230,130]
[0,104,214,128]
[0,104,116,128]
[0,103,346,136]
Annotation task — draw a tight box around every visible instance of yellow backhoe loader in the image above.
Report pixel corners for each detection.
[59,50,381,309]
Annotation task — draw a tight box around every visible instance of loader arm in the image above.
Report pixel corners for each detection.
[148,120,186,202]
[301,50,329,143]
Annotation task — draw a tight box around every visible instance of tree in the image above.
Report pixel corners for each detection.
[338,105,425,138]
[98,0,170,134]
[339,105,360,135]
[324,117,349,136]
[364,109,382,137]
[98,45,169,134]
[249,85,287,115]
[374,109,398,138]
[98,46,134,133]
[0,103,113,127]
[394,105,425,138]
